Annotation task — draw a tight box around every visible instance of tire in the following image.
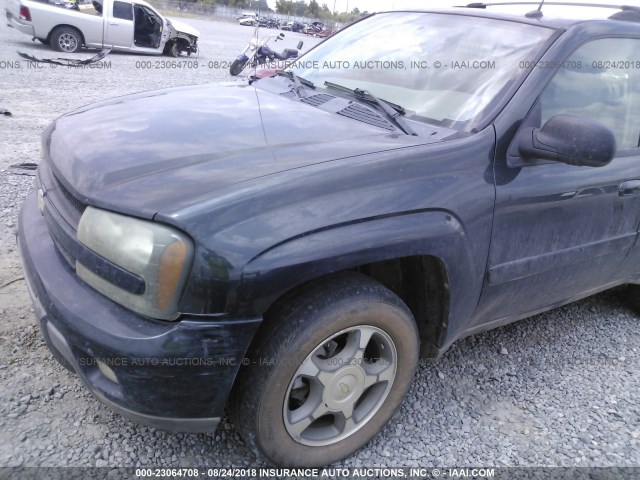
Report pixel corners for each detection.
[229,59,248,76]
[232,272,420,466]
[627,284,640,313]
[51,26,82,53]
[164,41,179,57]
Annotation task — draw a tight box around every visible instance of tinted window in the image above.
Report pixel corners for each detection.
[541,38,640,151]
[290,12,554,130]
[113,1,133,20]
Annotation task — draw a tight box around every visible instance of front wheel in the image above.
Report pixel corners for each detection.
[163,40,179,57]
[232,273,420,466]
[229,58,248,76]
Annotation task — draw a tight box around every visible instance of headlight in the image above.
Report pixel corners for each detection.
[76,207,194,320]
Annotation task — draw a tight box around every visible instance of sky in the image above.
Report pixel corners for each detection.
[266,0,640,17]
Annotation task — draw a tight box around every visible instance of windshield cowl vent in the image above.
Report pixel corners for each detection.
[337,103,396,131]
[300,94,334,106]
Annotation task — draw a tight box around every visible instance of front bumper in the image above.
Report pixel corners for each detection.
[5,9,35,37]
[18,192,262,432]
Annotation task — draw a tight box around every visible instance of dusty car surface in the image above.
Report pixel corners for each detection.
[17,3,640,467]
[5,0,199,55]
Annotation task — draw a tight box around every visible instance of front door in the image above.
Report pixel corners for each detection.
[474,37,640,327]
[133,4,163,51]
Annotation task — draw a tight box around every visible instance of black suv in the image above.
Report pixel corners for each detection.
[18,3,640,467]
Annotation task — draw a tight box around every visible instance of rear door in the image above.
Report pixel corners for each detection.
[105,0,134,48]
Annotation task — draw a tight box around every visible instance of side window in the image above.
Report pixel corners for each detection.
[113,1,133,21]
[540,38,640,151]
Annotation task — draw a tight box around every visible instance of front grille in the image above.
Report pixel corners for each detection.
[44,172,86,230]
[43,206,77,270]
[55,176,86,216]
[337,104,396,131]
[37,163,87,270]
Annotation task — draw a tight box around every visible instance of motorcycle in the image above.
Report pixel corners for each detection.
[265,18,280,29]
[229,26,303,77]
[303,21,324,36]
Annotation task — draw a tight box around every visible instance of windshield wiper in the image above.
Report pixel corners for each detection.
[324,81,417,136]
[276,70,315,98]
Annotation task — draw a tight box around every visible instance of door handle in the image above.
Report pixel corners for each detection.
[619,180,640,196]
[109,23,118,26]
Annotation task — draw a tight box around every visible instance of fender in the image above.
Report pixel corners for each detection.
[236,53,249,62]
[175,32,197,47]
[238,210,483,347]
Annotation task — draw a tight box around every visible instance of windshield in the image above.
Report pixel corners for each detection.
[289,12,555,130]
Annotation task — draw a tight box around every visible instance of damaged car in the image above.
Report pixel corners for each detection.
[17,3,640,468]
[5,0,198,55]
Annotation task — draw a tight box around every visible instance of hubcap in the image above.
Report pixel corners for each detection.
[59,33,78,52]
[283,325,397,446]
[323,366,365,411]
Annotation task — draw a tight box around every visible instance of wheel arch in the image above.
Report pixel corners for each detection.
[352,255,449,358]
[48,24,85,46]
[166,35,194,54]
[238,210,479,356]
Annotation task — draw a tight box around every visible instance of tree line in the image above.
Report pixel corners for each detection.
[193,0,370,22]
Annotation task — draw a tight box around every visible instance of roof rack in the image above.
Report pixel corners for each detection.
[461,2,640,21]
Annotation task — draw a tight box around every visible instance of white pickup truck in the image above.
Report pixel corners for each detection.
[5,0,199,55]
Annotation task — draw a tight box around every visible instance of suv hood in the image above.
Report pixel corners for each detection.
[46,83,434,218]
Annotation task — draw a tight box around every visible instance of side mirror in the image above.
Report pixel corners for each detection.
[279,33,285,39]
[297,40,304,50]
[518,114,616,167]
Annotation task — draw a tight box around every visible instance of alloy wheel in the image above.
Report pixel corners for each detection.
[283,325,397,446]
[58,33,78,52]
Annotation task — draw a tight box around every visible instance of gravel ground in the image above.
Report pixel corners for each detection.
[0,2,639,469]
